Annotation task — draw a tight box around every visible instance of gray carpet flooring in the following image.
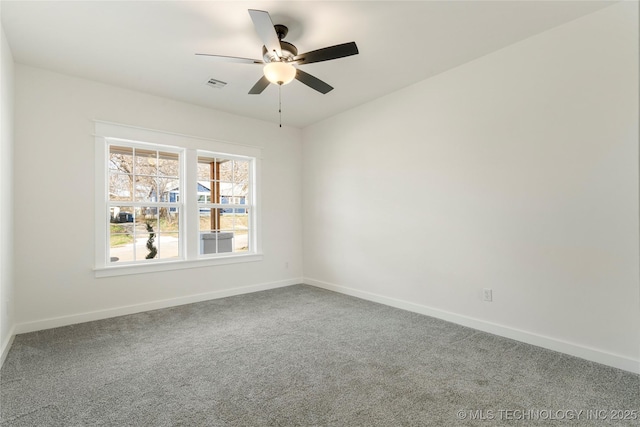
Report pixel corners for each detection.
[1,284,638,426]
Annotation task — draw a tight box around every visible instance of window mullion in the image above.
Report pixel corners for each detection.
[185,149,199,260]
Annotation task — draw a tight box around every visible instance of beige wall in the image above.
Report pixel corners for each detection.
[12,64,303,330]
[1,24,15,363]
[302,2,639,372]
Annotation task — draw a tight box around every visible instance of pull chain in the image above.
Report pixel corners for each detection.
[278,83,282,128]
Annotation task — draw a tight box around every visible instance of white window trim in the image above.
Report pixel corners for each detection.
[104,139,185,264]
[195,149,256,260]
[94,121,262,278]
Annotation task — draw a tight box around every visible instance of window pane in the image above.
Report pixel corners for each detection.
[135,149,157,176]
[197,161,211,180]
[219,159,233,182]
[234,183,249,198]
[110,206,134,224]
[158,232,179,260]
[158,177,178,202]
[234,229,249,252]
[164,181,180,203]
[109,146,133,173]
[219,211,233,230]
[227,209,250,253]
[199,210,211,233]
[200,208,236,255]
[109,173,132,201]
[228,183,248,199]
[135,207,159,260]
[158,208,179,233]
[229,160,249,199]
[197,157,221,203]
[220,182,233,208]
[109,206,134,263]
[135,207,158,226]
[233,160,249,188]
[158,152,179,177]
[199,208,221,232]
[197,182,213,204]
[134,176,158,202]
[200,230,234,255]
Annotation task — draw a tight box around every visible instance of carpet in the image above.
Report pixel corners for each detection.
[1,285,638,426]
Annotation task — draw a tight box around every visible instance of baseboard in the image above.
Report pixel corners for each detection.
[304,277,640,375]
[1,325,15,368]
[14,278,302,335]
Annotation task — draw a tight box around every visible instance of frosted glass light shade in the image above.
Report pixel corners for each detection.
[263,62,296,85]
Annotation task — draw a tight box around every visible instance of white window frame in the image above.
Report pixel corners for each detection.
[196,150,255,258]
[105,140,184,263]
[94,121,262,277]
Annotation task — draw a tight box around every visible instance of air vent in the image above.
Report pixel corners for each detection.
[205,78,227,89]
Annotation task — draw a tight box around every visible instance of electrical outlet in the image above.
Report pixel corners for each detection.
[483,288,493,302]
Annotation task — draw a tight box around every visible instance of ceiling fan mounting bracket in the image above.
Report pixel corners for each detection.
[274,24,289,40]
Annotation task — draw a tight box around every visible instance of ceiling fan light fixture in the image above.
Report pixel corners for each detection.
[263,62,296,85]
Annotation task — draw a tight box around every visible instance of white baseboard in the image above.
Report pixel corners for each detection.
[14,278,302,335]
[1,325,15,368]
[304,277,640,375]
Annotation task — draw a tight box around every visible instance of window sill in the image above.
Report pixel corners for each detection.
[94,253,263,278]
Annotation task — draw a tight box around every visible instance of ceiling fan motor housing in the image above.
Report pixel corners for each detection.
[262,24,298,63]
[262,41,298,63]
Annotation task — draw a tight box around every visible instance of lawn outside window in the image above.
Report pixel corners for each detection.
[94,122,262,277]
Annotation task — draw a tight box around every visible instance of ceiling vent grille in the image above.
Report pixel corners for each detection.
[205,78,227,89]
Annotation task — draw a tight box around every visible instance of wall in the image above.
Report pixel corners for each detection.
[302,2,639,372]
[13,64,303,331]
[0,24,15,364]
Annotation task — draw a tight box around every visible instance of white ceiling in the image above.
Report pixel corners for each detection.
[1,1,616,128]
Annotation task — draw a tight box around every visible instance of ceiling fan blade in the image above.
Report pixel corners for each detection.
[195,54,263,65]
[295,69,333,94]
[248,75,271,94]
[293,42,359,65]
[248,9,282,58]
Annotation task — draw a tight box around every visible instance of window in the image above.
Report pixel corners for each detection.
[197,154,252,255]
[95,122,261,276]
[108,145,181,262]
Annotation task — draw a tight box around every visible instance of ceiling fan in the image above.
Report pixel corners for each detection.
[196,9,359,95]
